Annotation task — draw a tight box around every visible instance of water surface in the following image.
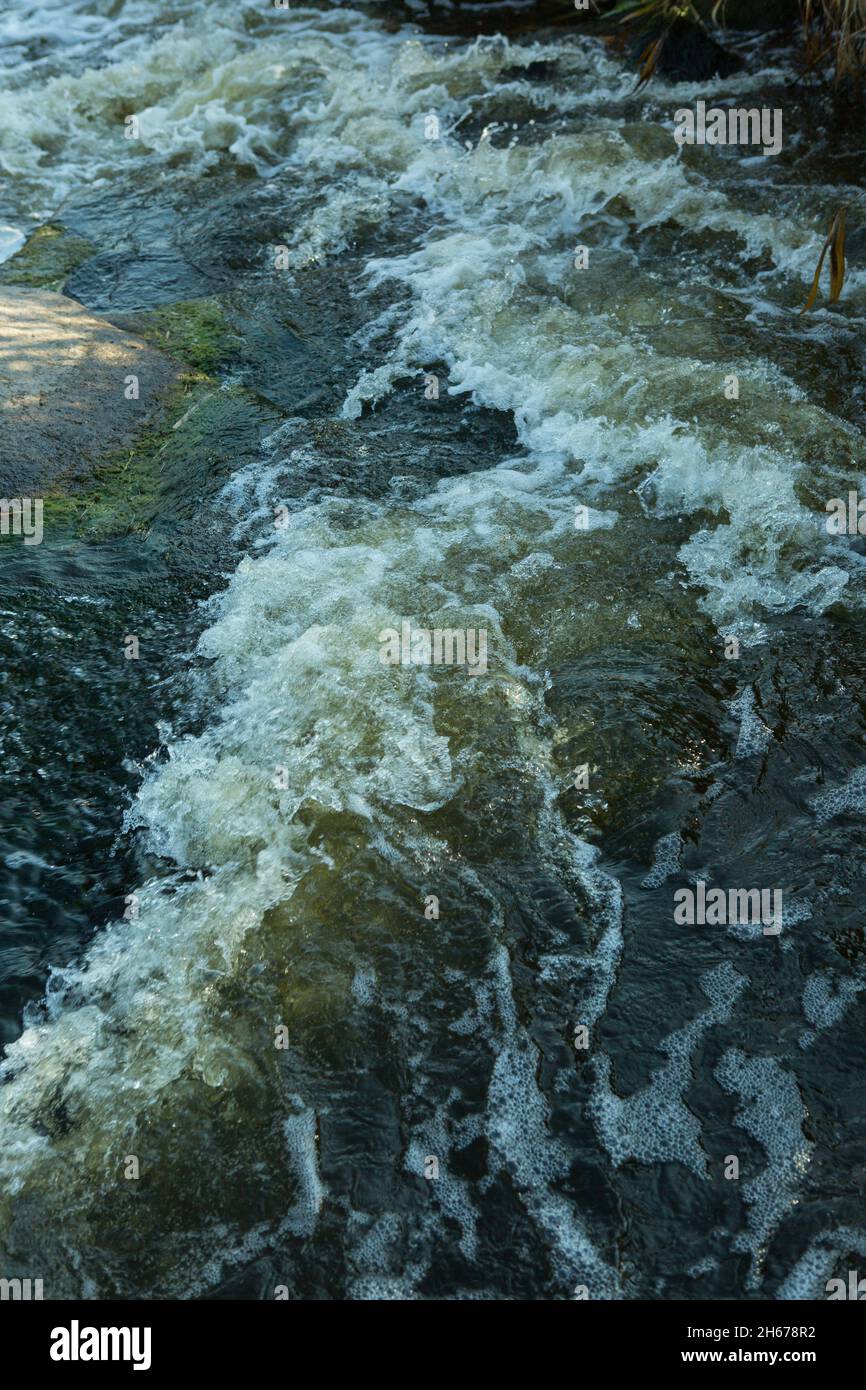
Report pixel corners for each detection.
[1,0,865,1300]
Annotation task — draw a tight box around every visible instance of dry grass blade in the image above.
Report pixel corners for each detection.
[828,205,848,301]
[801,206,848,313]
[635,33,667,86]
[610,0,666,20]
[802,0,866,81]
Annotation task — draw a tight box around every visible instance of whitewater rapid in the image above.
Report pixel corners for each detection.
[2,0,865,1299]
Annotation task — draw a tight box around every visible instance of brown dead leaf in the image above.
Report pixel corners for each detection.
[801,206,848,313]
[828,205,848,302]
[635,34,667,88]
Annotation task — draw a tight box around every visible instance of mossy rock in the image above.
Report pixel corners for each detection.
[41,373,204,541]
[0,224,95,291]
[112,298,241,375]
[43,374,276,543]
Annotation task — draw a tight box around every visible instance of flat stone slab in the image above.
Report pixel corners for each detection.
[0,288,183,497]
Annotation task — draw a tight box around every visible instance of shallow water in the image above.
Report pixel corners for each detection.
[1,0,866,1300]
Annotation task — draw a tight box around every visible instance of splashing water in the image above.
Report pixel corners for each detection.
[2,0,866,1300]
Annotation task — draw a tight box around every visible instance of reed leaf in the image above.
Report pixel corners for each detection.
[801,206,848,313]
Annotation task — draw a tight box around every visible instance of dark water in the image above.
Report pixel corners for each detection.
[1,0,866,1300]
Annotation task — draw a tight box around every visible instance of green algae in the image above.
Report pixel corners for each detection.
[42,372,273,544]
[0,224,95,290]
[120,298,241,375]
[29,285,273,546]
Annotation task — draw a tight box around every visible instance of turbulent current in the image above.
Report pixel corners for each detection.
[1,0,866,1300]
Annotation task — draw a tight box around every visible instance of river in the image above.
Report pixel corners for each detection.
[1,0,865,1300]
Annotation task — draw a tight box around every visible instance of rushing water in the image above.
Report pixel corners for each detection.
[1,0,866,1300]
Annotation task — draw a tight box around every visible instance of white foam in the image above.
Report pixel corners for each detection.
[777,1226,866,1300]
[485,944,621,1298]
[590,963,747,1177]
[799,971,864,1050]
[811,765,866,824]
[282,1104,324,1236]
[641,831,683,889]
[730,686,772,760]
[0,223,25,263]
[715,1049,812,1290]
